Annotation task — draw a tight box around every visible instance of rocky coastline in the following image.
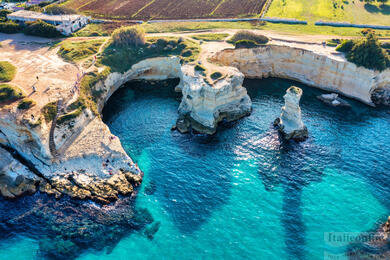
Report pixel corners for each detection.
[2,43,390,202]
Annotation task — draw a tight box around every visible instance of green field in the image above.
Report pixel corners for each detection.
[140,21,390,38]
[267,0,390,25]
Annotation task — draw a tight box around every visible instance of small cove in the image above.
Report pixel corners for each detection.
[0,77,389,259]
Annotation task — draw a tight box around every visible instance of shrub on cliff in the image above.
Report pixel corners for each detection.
[230,31,269,45]
[111,26,146,48]
[0,61,16,82]
[338,33,390,71]
[42,101,57,122]
[23,20,62,38]
[336,40,354,53]
[0,84,24,103]
[234,40,259,49]
[0,21,22,34]
[17,98,36,110]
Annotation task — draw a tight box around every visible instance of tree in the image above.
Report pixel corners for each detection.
[346,33,390,71]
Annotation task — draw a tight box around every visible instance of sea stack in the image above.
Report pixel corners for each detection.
[274,86,308,141]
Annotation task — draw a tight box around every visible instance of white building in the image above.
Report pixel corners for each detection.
[7,10,89,35]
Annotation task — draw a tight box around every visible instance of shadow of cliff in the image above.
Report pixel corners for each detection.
[103,79,234,234]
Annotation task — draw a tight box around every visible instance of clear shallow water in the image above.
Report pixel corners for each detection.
[1,78,390,259]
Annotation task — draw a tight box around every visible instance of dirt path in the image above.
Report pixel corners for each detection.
[0,34,79,113]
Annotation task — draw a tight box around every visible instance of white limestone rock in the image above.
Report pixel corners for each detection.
[176,65,252,134]
[274,86,308,141]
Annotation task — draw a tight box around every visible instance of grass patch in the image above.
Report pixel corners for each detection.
[267,0,390,25]
[58,39,105,62]
[0,61,16,82]
[0,84,24,103]
[41,101,57,122]
[79,68,111,115]
[100,36,200,73]
[57,97,86,125]
[72,24,109,37]
[326,39,341,47]
[191,33,229,42]
[142,21,390,38]
[17,98,36,110]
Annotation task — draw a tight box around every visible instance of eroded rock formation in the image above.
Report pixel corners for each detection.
[176,65,252,134]
[274,86,308,141]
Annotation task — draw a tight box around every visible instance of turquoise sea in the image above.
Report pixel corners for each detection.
[0,78,389,259]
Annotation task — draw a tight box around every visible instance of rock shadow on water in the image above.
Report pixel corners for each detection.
[150,131,235,234]
[257,129,331,259]
[0,193,154,259]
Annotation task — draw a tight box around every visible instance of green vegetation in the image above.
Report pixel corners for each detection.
[229,30,269,45]
[234,39,260,49]
[267,0,390,25]
[100,36,200,72]
[0,61,16,82]
[111,26,146,48]
[195,64,206,72]
[45,5,76,15]
[58,39,105,62]
[191,33,229,42]
[0,21,21,34]
[23,20,62,38]
[17,98,36,110]
[326,39,341,47]
[57,98,86,125]
[41,101,57,122]
[336,33,390,71]
[210,71,223,80]
[79,68,110,115]
[141,21,390,37]
[0,84,24,103]
[72,24,110,37]
[194,64,206,76]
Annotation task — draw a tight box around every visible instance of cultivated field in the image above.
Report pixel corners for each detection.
[63,0,267,20]
[267,0,390,25]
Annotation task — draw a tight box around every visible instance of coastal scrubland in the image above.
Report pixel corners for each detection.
[57,39,105,62]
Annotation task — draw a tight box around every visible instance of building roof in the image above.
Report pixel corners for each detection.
[7,10,84,22]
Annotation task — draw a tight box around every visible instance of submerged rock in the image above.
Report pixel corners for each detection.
[274,86,308,141]
[317,93,351,107]
[346,216,390,259]
[0,193,154,260]
[371,88,390,106]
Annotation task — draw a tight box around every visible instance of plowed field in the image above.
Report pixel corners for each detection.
[63,0,267,20]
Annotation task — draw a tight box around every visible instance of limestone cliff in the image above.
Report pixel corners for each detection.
[0,55,252,201]
[0,56,183,203]
[274,86,308,141]
[212,44,390,106]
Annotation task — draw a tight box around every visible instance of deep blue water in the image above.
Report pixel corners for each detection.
[1,78,389,259]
